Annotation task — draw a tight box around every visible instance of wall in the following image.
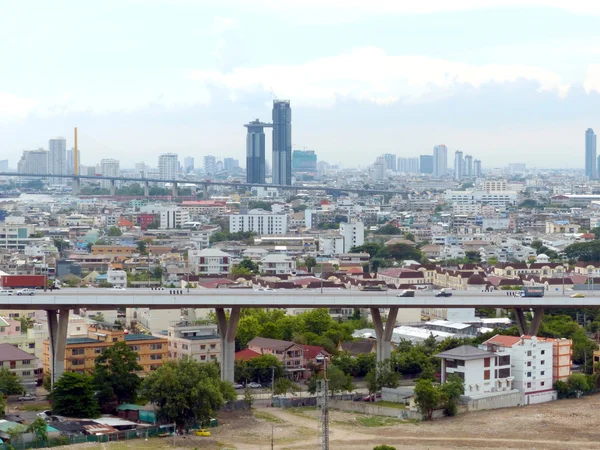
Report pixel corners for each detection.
[462,391,522,411]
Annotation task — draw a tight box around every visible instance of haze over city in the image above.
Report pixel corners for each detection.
[2,0,600,167]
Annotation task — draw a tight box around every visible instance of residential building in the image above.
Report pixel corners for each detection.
[339,221,365,252]
[188,248,232,276]
[223,157,239,173]
[43,323,168,375]
[229,209,288,235]
[180,201,227,217]
[435,345,514,397]
[319,235,345,256]
[18,150,48,178]
[48,137,67,185]
[245,119,269,184]
[586,128,597,179]
[0,343,38,393]
[474,159,482,177]
[545,220,581,234]
[272,100,292,186]
[0,223,40,250]
[166,322,220,363]
[383,153,396,172]
[261,253,296,275]
[160,208,190,229]
[107,269,127,288]
[419,155,433,174]
[482,180,507,191]
[371,156,386,180]
[91,245,137,256]
[158,153,178,180]
[464,154,473,177]
[100,159,120,189]
[203,155,217,176]
[292,150,317,173]
[397,157,419,173]
[433,145,448,178]
[183,156,194,173]
[454,150,464,180]
[66,148,80,175]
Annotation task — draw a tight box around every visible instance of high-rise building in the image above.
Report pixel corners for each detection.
[0,160,8,172]
[223,158,239,173]
[292,150,317,173]
[245,119,270,184]
[419,155,433,174]
[184,157,195,174]
[397,157,419,173]
[433,145,448,178]
[272,100,292,185]
[204,155,217,176]
[48,137,66,186]
[507,163,526,174]
[66,148,80,175]
[464,155,473,177]
[383,154,397,172]
[371,156,386,181]
[586,128,597,179]
[474,159,482,178]
[17,150,48,179]
[454,150,464,180]
[158,153,178,180]
[100,159,120,189]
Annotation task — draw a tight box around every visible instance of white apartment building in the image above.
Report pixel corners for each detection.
[167,322,220,363]
[261,254,296,275]
[339,221,364,253]
[319,235,345,256]
[188,248,232,276]
[229,209,288,235]
[107,269,127,288]
[482,335,557,405]
[24,242,58,257]
[48,137,66,186]
[481,180,507,191]
[158,153,179,180]
[100,158,120,189]
[452,204,482,215]
[18,150,48,177]
[444,190,518,207]
[160,208,190,229]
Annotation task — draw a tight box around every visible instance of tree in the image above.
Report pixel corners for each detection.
[93,341,142,412]
[326,365,355,396]
[136,240,148,255]
[414,378,441,420]
[51,372,100,418]
[440,374,464,416]
[91,312,105,323]
[304,256,317,273]
[0,393,6,416]
[273,378,299,396]
[27,417,48,445]
[141,359,236,430]
[243,386,254,407]
[236,355,284,383]
[374,446,396,450]
[464,251,481,264]
[374,224,402,235]
[236,316,261,350]
[564,240,600,262]
[0,368,23,395]
[365,361,400,393]
[42,372,52,392]
[107,226,122,236]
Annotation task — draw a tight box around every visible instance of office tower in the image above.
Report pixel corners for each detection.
[272,100,292,185]
[397,157,419,173]
[383,154,397,172]
[17,150,48,179]
[0,160,8,172]
[474,159,482,177]
[454,150,464,180]
[419,155,433,174]
[204,155,217,176]
[433,145,448,178]
[507,163,526,173]
[586,128,597,179]
[135,162,149,178]
[48,137,67,185]
[158,153,179,180]
[371,156,386,181]
[223,158,239,173]
[292,150,317,173]
[66,148,80,175]
[245,119,270,184]
[184,157,195,174]
[100,159,120,189]
[464,155,473,177]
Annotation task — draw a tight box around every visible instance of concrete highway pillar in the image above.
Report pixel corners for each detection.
[144,181,150,197]
[528,308,544,336]
[47,309,70,388]
[215,307,241,382]
[172,182,178,197]
[203,184,209,200]
[71,178,80,196]
[110,179,116,196]
[514,308,527,336]
[370,307,399,363]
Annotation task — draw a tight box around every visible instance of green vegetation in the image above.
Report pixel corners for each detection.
[374,224,402,235]
[107,226,122,236]
[247,200,273,211]
[254,410,285,423]
[350,242,424,271]
[231,257,260,276]
[0,368,23,395]
[235,354,284,383]
[564,240,600,262]
[50,372,100,418]
[210,230,256,244]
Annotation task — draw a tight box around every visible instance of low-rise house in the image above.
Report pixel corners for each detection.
[260,254,296,276]
[0,343,38,393]
[188,248,232,276]
[166,321,220,363]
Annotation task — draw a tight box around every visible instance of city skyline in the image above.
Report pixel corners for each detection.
[1,2,600,168]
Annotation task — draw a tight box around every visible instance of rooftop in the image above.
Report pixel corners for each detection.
[435,345,496,360]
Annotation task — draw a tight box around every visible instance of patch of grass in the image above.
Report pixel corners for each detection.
[18,402,50,412]
[375,401,406,410]
[254,410,285,423]
[357,416,409,427]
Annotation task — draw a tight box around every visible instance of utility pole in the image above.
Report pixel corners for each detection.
[320,261,324,294]
[321,358,329,450]
[271,424,274,450]
[271,366,275,406]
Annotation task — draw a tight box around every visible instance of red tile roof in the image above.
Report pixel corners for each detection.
[235,348,261,361]
[482,334,521,348]
[300,344,329,361]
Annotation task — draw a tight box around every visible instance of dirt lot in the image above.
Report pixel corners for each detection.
[67,394,600,449]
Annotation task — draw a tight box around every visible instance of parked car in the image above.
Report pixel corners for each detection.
[18,394,36,401]
[37,410,52,419]
[248,382,262,388]
[16,288,35,296]
[0,290,14,296]
[233,383,244,389]
[570,293,585,298]
[195,429,211,437]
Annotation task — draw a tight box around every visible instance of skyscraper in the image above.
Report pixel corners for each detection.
[66,148,80,175]
[100,158,120,189]
[245,119,270,184]
[397,157,419,173]
[48,137,66,185]
[292,150,317,173]
[474,159,482,177]
[586,128,597,179]
[454,150,464,180]
[433,145,448,178]
[464,155,473,177]
[184,157,195,174]
[18,150,48,179]
[204,155,217,176]
[419,155,433,174]
[272,100,292,185]
[383,154,397,172]
[224,158,239,173]
[158,153,178,180]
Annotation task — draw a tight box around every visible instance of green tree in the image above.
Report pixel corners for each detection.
[140,359,236,430]
[237,258,259,274]
[236,316,261,350]
[93,341,142,412]
[440,374,464,416]
[303,308,335,335]
[243,386,254,407]
[42,372,52,392]
[136,240,148,255]
[235,355,284,383]
[26,417,48,445]
[304,256,317,273]
[0,368,23,395]
[365,361,400,393]
[51,372,100,418]
[414,378,441,420]
[374,446,396,450]
[326,365,355,396]
[374,224,402,235]
[273,377,299,396]
[107,226,122,236]
[91,312,105,322]
[0,394,6,416]
[564,240,600,262]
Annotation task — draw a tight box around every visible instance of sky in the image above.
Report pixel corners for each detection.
[2,0,600,169]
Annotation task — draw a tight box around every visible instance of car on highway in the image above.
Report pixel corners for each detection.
[16,289,35,296]
[397,289,415,297]
[18,394,36,401]
[112,286,126,290]
[570,293,585,298]
[233,383,244,389]
[247,382,262,388]
[435,289,452,297]
[0,290,14,296]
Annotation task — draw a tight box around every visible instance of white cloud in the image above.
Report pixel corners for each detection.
[187,47,570,107]
[210,16,239,35]
[0,92,38,119]
[584,65,600,94]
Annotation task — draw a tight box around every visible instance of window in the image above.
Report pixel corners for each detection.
[541,350,545,355]
[21,371,31,376]
[541,381,545,386]
[526,382,532,388]
[200,355,206,361]
[28,343,34,349]
[150,344,163,350]
[541,371,545,376]
[498,355,510,366]
[484,358,490,368]
[484,370,490,380]
[72,359,84,366]
[541,360,545,365]
[498,368,510,378]
[527,351,532,357]
[527,361,531,367]
[129,345,140,351]
[72,348,84,356]
[527,372,532,377]
[150,354,162,360]
[112,337,118,342]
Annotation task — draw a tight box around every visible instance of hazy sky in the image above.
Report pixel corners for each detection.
[2,0,600,169]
